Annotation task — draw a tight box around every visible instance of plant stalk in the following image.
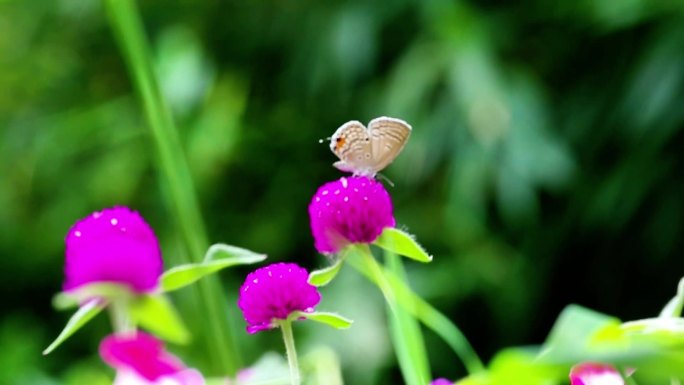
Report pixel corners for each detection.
[353,244,428,385]
[348,245,485,374]
[103,0,240,374]
[280,320,301,385]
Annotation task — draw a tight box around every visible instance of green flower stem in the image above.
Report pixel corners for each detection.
[353,244,428,385]
[385,251,432,385]
[348,245,485,375]
[110,298,134,334]
[103,0,239,375]
[279,319,301,385]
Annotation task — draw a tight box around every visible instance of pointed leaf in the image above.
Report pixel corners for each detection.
[161,248,266,292]
[43,299,104,355]
[373,228,432,263]
[540,305,621,361]
[52,292,80,310]
[660,277,684,318]
[204,243,267,262]
[294,311,353,329]
[309,259,344,287]
[130,294,190,344]
[52,283,134,310]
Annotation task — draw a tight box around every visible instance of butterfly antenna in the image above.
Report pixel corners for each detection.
[376,173,395,187]
[318,136,331,144]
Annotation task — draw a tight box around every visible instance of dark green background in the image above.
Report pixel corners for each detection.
[1,0,683,384]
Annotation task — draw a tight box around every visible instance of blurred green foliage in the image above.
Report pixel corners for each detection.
[1,0,683,384]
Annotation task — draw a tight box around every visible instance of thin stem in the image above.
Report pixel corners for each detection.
[279,320,301,385]
[109,298,134,335]
[353,244,428,385]
[103,0,239,375]
[385,251,431,384]
[348,246,485,374]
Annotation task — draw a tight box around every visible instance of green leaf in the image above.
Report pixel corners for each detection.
[161,244,266,292]
[622,317,684,341]
[309,258,344,287]
[52,292,80,310]
[294,311,353,330]
[43,299,105,355]
[52,283,134,310]
[385,253,431,385]
[130,294,190,344]
[204,243,267,262]
[373,228,432,263]
[540,304,622,362]
[659,277,684,318]
[484,348,564,385]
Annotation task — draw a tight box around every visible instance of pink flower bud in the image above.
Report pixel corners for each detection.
[308,176,395,254]
[238,263,321,334]
[64,207,162,294]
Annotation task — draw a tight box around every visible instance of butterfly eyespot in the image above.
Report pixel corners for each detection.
[364,153,371,159]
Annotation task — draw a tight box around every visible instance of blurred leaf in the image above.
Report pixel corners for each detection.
[660,277,684,318]
[457,348,562,385]
[231,352,290,385]
[130,294,190,345]
[52,283,133,310]
[309,258,344,287]
[540,304,622,362]
[160,243,266,292]
[295,311,353,330]
[373,228,432,263]
[385,253,431,385]
[43,299,104,355]
[156,25,214,117]
[204,243,266,263]
[62,361,111,385]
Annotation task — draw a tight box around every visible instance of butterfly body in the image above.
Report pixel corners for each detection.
[330,116,412,177]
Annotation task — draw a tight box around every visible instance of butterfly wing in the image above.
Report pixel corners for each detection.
[367,117,412,174]
[330,120,374,175]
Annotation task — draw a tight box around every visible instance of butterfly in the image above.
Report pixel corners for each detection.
[329,116,412,177]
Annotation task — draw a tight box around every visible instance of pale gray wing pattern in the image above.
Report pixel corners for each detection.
[330,120,374,173]
[367,117,412,173]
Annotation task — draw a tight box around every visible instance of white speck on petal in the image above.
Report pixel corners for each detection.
[110,218,118,226]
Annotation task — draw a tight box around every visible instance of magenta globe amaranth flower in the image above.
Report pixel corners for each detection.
[308,176,395,254]
[570,362,624,385]
[64,206,162,294]
[238,262,321,334]
[430,378,452,385]
[99,332,204,385]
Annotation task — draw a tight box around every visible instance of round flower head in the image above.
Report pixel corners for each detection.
[99,332,204,385]
[430,379,452,385]
[64,206,162,294]
[570,362,624,385]
[238,263,321,334]
[308,176,395,254]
